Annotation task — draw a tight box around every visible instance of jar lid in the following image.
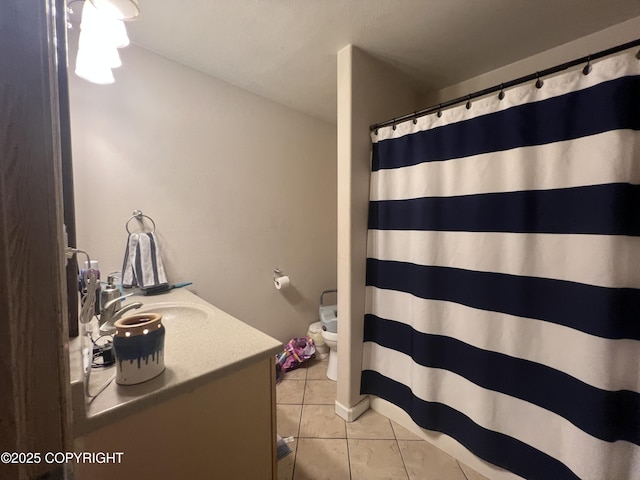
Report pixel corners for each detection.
[114,313,162,337]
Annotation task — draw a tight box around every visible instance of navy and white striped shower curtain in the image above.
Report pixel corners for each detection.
[362,50,640,480]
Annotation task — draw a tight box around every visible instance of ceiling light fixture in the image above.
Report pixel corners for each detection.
[74,0,137,85]
[89,0,139,21]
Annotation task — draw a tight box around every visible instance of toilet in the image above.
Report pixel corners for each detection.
[307,321,329,360]
[320,329,337,381]
[319,290,338,381]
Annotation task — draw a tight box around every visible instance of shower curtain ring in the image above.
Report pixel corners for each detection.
[583,55,592,75]
[535,72,544,89]
[465,95,472,110]
[437,104,442,118]
[498,84,505,100]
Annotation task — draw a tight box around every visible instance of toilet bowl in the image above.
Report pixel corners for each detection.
[320,329,337,381]
[307,321,329,360]
[319,291,338,381]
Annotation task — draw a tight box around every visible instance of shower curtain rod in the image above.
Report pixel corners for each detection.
[370,37,640,132]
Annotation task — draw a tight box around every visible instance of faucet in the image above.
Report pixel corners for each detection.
[100,297,143,334]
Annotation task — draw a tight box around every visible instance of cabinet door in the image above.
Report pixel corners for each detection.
[76,358,276,480]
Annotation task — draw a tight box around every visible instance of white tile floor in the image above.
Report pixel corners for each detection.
[276,358,490,480]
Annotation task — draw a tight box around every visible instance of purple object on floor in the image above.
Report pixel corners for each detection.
[275,336,316,379]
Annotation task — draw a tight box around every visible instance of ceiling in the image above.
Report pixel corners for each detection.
[125,1,640,124]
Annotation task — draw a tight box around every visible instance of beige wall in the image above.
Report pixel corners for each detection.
[68,38,337,343]
[422,16,640,107]
[363,16,640,480]
[336,45,420,417]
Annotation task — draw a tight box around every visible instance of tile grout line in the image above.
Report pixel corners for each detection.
[291,370,306,480]
[396,441,411,480]
[346,432,352,480]
[391,423,412,480]
[290,360,335,479]
[300,373,308,405]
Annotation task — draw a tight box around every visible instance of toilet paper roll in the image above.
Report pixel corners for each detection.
[274,275,290,290]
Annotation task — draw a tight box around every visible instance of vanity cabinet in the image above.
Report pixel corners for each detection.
[75,356,277,479]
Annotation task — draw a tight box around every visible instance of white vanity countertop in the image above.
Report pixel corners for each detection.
[69,288,282,436]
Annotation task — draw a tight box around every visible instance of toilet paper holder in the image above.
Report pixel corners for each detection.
[273,268,291,290]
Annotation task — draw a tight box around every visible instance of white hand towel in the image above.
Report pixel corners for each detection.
[121,232,139,288]
[121,232,168,289]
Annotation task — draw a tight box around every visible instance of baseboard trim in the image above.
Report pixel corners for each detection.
[335,395,370,422]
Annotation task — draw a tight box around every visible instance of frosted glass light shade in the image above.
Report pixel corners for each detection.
[75,0,131,84]
[81,1,129,49]
[111,19,130,48]
[75,45,115,84]
[78,20,122,68]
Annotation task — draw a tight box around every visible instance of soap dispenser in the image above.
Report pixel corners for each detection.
[100,275,121,326]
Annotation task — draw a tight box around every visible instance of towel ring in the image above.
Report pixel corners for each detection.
[125,210,156,234]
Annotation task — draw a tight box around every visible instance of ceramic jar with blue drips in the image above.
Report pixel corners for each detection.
[113,312,165,385]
